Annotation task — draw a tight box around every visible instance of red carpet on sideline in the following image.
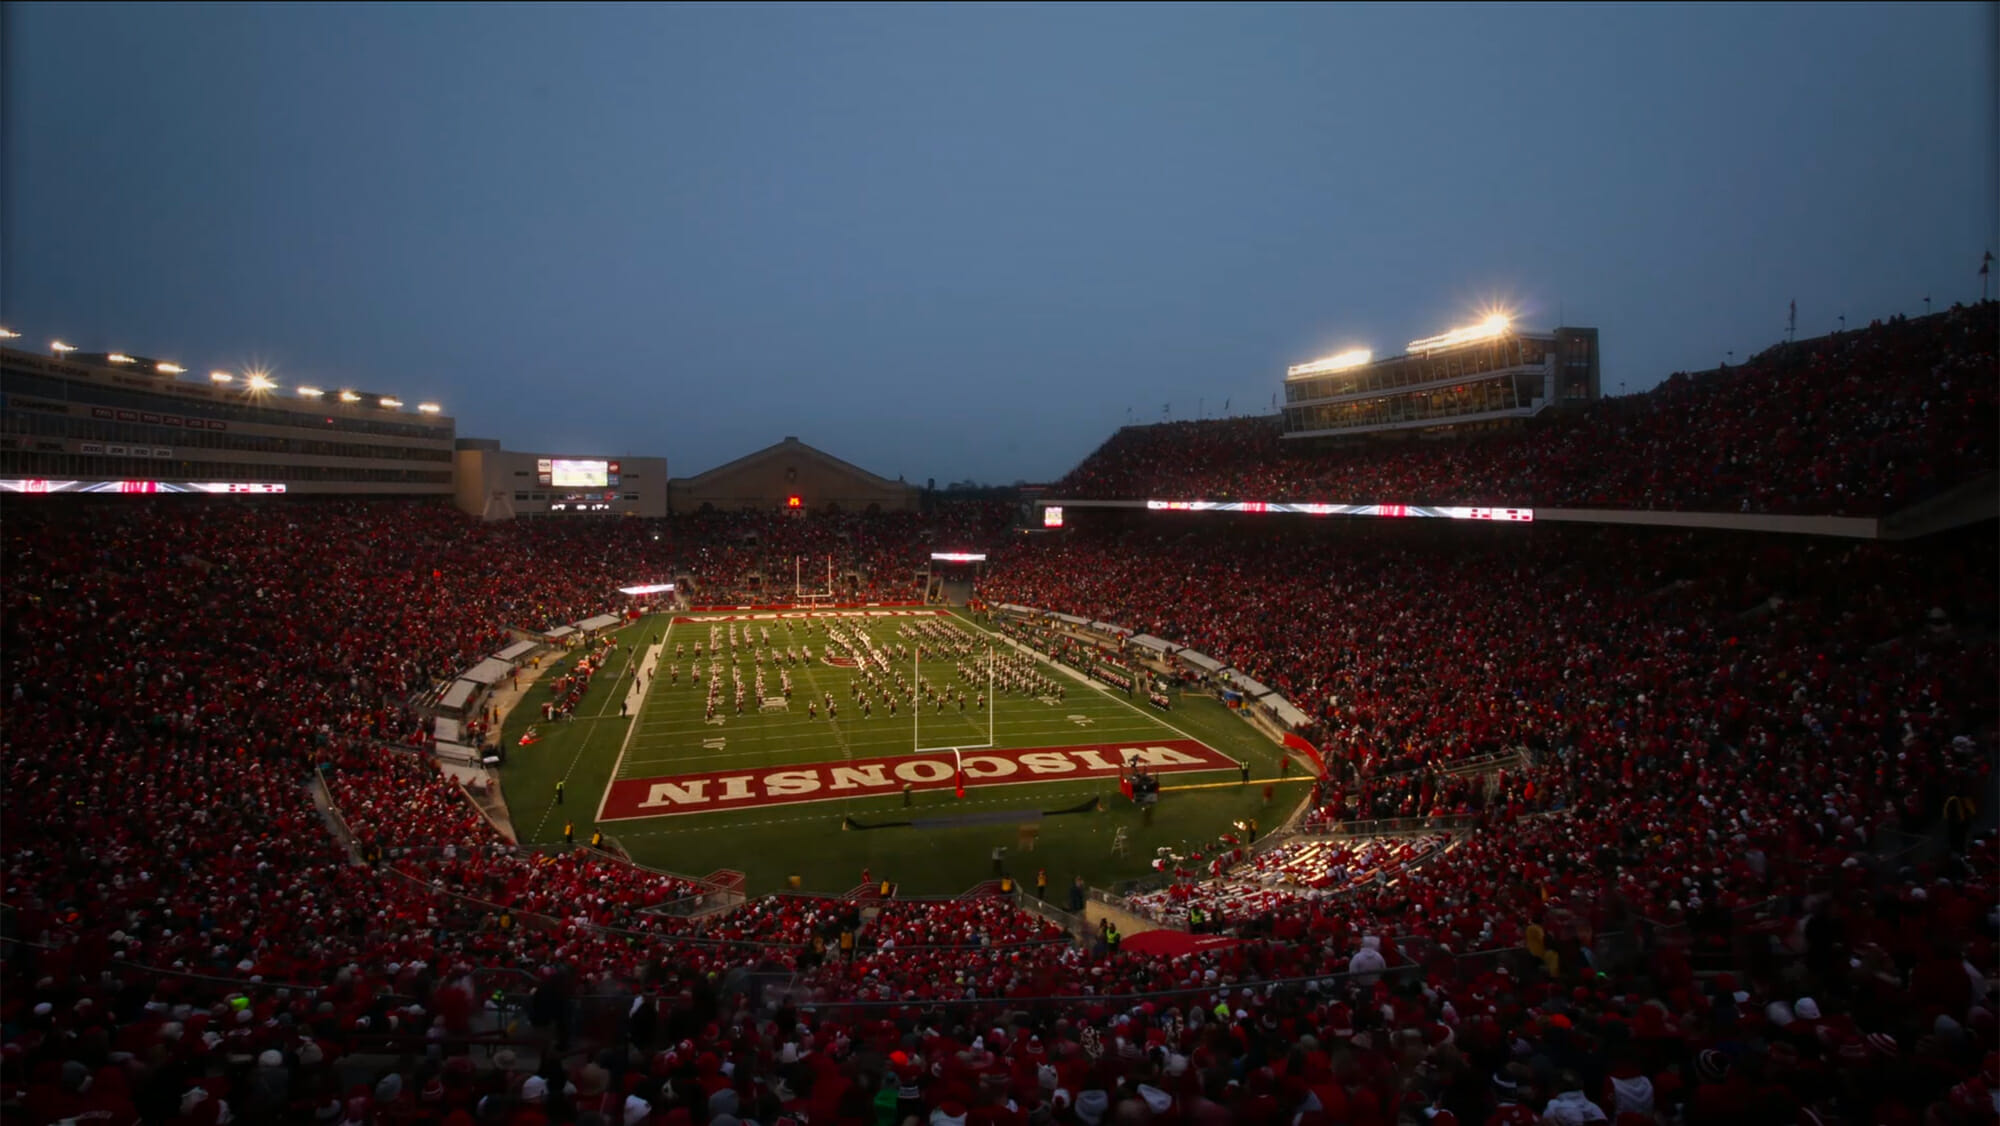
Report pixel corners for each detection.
[1118,930,1244,957]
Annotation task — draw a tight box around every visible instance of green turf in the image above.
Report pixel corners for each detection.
[496,609,1302,896]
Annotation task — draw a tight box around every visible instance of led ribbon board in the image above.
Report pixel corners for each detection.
[1145,499,1532,521]
[0,479,288,494]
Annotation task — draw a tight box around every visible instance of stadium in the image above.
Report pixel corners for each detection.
[3,7,1998,1126]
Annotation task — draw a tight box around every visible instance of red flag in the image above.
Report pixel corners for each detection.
[953,748,966,799]
[1282,731,1327,777]
[1119,767,1135,802]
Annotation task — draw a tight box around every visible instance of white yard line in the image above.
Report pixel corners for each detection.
[585,628,644,720]
[620,727,1170,767]
[607,613,1220,801]
[944,608,1222,751]
[591,620,675,820]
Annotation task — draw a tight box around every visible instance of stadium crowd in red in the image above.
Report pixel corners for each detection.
[3,479,1996,1123]
[670,503,1015,605]
[1054,303,1997,517]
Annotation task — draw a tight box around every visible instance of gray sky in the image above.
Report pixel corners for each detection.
[4,3,1992,484]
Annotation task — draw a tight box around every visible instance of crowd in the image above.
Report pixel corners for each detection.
[670,502,1015,604]
[1235,834,1453,895]
[2,477,1997,1124]
[1055,303,1998,516]
[979,520,1995,1100]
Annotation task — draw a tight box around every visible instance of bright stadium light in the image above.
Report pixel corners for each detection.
[156,362,186,375]
[338,390,362,403]
[417,401,441,413]
[246,373,276,392]
[1407,313,1512,354]
[0,328,21,340]
[50,341,76,353]
[210,371,234,383]
[379,396,403,408]
[1286,348,1373,378]
[107,353,136,364]
[297,385,324,398]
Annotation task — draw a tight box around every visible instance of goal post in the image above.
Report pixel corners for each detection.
[792,555,836,607]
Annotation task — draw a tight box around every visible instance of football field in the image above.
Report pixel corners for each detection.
[497,608,1303,895]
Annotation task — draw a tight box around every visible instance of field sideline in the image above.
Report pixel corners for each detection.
[495,608,1301,895]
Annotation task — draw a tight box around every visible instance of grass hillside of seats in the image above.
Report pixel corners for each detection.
[496,610,1298,895]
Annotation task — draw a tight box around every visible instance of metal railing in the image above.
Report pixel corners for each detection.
[1013,894,1094,943]
[1294,813,1477,837]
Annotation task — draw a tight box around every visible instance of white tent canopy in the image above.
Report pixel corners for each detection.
[494,640,538,662]
[1262,695,1313,729]
[1090,621,1134,636]
[1178,649,1227,673]
[997,604,1036,616]
[577,614,622,634]
[434,742,483,767]
[460,658,515,687]
[1226,671,1273,698]
[438,679,480,714]
[544,626,579,641]
[1051,612,1090,626]
[433,717,462,744]
[1130,634,1174,653]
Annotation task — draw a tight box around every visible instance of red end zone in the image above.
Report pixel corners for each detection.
[672,609,945,624]
[600,739,1234,821]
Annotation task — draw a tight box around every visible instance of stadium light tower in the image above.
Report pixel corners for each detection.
[1286,348,1371,378]
[1406,313,1512,355]
[50,340,76,354]
[0,327,20,340]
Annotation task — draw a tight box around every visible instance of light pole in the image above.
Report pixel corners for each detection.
[1837,315,1846,333]
[1924,296,1932,316]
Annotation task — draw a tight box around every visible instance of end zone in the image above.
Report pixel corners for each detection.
[599,739,1235,821]
[670,608,947,624]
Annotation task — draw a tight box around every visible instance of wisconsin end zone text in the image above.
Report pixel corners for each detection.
[598,739,1233,820]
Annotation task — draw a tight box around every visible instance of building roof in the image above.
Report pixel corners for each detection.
[671,436,909,492]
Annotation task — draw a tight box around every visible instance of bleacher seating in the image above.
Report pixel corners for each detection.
[1055,303,1998,517]
[1,465,1995,1124]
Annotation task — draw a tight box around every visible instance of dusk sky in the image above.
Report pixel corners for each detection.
[3,3,1992,485]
